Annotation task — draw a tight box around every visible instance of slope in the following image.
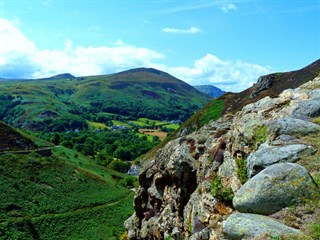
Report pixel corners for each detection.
[0,121,36,152]
[180,58,320,132]
[141,59,320,162]
[126,68,320,240]
[0,123,134,239]
[0,68,211,131]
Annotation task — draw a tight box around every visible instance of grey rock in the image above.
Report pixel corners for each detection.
[190,228,210,240]
[271,134,300,146]
[234,163,319,215]
[268,117,320,139]
[223,213,300,240]
[250,74,275,98]
[247,144,316,177]
[292,98,320,118]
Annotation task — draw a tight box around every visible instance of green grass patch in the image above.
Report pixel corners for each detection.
[210,176,234,203]
[199,99,224,127]
[165,123,180,130]
[0,146,134,239]
[253,125,268,150]
[111,120,130,127]
[236,157,248,184]
[87,120,108,130]
[136,133,154,142]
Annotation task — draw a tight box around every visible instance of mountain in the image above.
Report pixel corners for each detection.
[125,66,320,239]
[193,85,225,98]
[0,68,211,131]
[0,122,134,239]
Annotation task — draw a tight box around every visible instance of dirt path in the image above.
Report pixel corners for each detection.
[0,191,133,224]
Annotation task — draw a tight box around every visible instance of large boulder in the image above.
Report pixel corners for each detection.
[291,97,320,119]
[233,163,319,215]
[268,117,320,139]
[247,144,316,177]
[223,213,300,240]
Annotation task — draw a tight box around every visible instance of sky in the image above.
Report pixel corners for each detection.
[0,0,319,92]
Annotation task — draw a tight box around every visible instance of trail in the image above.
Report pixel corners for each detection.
[0,191,133,224]
[0,147,53,155]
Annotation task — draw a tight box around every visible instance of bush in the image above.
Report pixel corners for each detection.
[120,176,138,188]
[210,177,234,203]
[108,160,130,173]
[236,157,248,184]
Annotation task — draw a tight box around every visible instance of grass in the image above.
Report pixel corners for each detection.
[0,146,134,239]
[112,120,130,127]
[236,157,248,184]
[252,125,268,150]
[199,99,225,127]
[87,120,108,130]
[210,176,234,203]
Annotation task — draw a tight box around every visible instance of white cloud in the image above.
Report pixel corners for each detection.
[220,3,238,13]
[0,18,164,78]
[152,54,271,92]
[0,18,270,93]
[162,27,201,34]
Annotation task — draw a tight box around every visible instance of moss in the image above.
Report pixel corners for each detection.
[210,177,234,203]
[236,157,248,184]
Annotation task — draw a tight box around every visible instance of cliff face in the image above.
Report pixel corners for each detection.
[125,75,320,239]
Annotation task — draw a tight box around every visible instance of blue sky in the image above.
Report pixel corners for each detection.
[0,0,319,92]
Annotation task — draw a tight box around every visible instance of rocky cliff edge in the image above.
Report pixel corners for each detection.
[125,75,320,240]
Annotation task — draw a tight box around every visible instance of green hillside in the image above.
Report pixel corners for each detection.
[0,123,134,239]
[0,68,211,131]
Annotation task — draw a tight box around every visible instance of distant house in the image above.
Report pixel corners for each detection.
[170,120,182,124]
[111,125,128,131]
[127,165,141,175]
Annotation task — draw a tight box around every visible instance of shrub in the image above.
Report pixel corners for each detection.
[210,177,234,203]
[236,157,248,184]
[253,125,268,150]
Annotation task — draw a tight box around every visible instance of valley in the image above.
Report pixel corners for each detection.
[0,68,210,239]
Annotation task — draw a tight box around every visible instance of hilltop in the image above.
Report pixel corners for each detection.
[0,68,211,131]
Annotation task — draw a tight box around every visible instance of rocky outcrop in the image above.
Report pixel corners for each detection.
[223,213,300,240]
[125,75,320,239]
[233,163,319,215]
[250,74,275,98]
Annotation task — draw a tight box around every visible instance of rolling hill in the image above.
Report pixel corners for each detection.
[0,122,134,239]
[0,68,211,131]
